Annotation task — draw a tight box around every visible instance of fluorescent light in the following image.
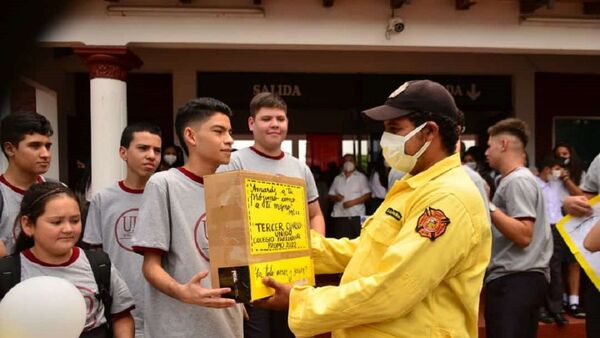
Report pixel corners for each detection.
[107,5,265,18]
[521,15,600,27]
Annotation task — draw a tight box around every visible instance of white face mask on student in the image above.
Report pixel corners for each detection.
[343,161,356,173]
[551,169,562,180]
[465,161,477,171]
[163,154,177,165]
[380,122,431,174]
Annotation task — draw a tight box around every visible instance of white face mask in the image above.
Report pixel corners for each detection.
[380,123,431,174]
[465,162,477,171]
[343,161,356,173]
[551,169,562,180]
[163,154,177,166]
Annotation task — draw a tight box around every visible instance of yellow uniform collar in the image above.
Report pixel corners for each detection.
[388,153,462,195]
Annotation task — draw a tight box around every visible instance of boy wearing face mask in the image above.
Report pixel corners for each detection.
[328,153,371,218]
[254,80,491,338]
[83,122,162,337]
[535,155,571,325]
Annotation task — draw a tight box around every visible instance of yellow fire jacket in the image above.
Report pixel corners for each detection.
[289,154,491,338]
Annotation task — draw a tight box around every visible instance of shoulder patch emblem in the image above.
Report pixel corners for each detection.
[385,207,402,221]
[415,207,451,241]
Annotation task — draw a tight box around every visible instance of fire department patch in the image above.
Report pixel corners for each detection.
[415,207,451,241]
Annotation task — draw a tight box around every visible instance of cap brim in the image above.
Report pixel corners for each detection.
[362,104,412,121]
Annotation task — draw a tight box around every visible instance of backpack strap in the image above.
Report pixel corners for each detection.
[0,253,21,300]
[83,250,112,332]
[0,188,4,219]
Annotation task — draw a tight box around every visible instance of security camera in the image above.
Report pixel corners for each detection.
[388,18,405,33]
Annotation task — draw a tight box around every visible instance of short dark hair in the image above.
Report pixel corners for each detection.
[175,97,232,156]
[249,92,287,118]
[14,182,80,254]
[1,112,53,157]
[487,118,529,147]
[120,122,162,148]
[407,111,459,155]
[536,154,564,173]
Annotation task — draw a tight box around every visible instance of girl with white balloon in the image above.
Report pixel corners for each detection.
[0,182,135,338]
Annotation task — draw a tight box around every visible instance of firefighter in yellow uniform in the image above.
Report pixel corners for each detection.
[256,80,492,338]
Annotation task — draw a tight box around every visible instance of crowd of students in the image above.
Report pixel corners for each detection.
[0,82,599,338]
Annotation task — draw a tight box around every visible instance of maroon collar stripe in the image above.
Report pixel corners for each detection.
[250,146,285,160]
[118,180,144,194]
[177,167,204,184]
[23,247,80,267]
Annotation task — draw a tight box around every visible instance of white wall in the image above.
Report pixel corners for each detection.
[42,0,600,55]
[25,79,61,180]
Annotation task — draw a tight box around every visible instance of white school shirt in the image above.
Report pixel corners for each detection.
[328,170,371,217]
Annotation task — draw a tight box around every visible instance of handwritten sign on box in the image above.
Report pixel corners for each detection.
[204,170,314,303]
[246,178,309,254]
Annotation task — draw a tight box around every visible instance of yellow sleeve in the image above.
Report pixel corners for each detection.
[310,230,360,274]
[290,193,481,337]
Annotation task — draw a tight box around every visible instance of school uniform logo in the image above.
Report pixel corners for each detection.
[415,207,451,241]
[114,208,138,252]
[76,285,98,331]
[195,213,210,261]
[385,207,402,221]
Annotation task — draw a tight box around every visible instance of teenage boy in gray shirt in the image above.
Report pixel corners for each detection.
[131,98,242,338]
[0,112,53,256]
[83,122,162,337]
[484,118,552,338]
[218,92,325,338]
[219,92,325,235]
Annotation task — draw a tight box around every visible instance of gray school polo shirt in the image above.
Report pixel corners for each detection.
[462,164,490,223]
[83,181,146,337]
[218,147,319,203]
[131,168,243,338]
[0,175,44,255]
[581,153,600,194]
[20,247,134,332]
[486,167,552,284]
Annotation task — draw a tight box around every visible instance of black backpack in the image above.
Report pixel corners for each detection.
[0,249,113,335]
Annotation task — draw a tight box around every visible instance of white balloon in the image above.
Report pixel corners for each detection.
[0,276,87,338]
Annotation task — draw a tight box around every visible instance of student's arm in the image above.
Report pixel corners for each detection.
[342,193,371,209]
[491,177,537,248]
[308,201,325,235]
[490,209,534,248]
[563,195,593,217]
[343,175,371,209]
[112,312,134,338]
[561,175,584,196]
[0,240,6,257]
[584,220,600,252]
[328,194,344,202]
[328,177,344,202]
[141,251,236,308]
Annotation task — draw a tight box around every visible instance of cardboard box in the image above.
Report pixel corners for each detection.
[204,170,315,303]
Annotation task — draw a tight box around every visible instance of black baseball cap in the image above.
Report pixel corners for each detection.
[362,80,459,122]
